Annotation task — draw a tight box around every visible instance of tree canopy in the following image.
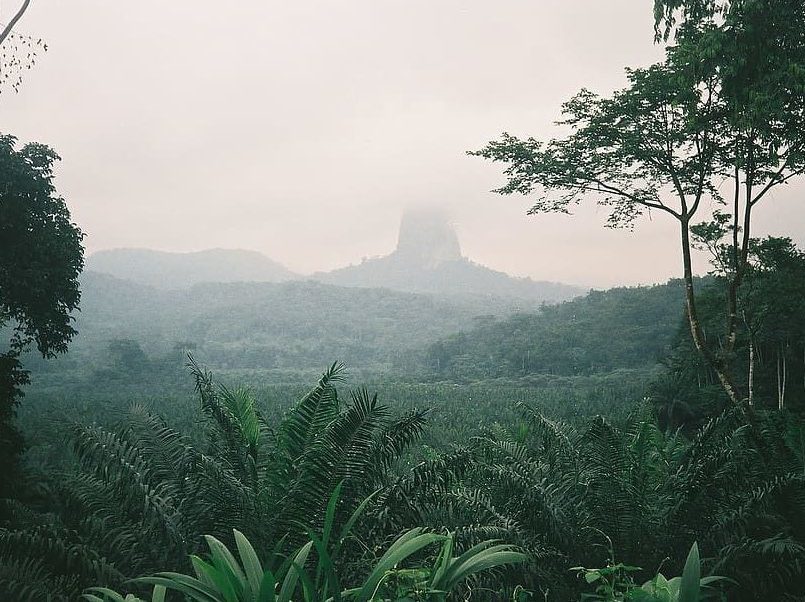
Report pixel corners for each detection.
[0,135,84,358]
[473,0,805,408]
[0,134,83,495]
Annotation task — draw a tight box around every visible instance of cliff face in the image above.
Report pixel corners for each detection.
[394,211,462,268]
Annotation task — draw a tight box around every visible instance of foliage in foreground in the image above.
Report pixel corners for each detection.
[378,402,805,600]
[3,360,805,601]
[83,484,526,602]
[575,541,729,602]
[0,359,430,600]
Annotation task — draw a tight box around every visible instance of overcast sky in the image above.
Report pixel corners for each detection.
[2,0,803,287]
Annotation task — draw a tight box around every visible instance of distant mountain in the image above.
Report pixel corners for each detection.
[86,248,298,289]
[316,210,584,305]
[85,214,581,303]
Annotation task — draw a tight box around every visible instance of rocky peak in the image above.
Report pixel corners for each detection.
[394,210,462,268]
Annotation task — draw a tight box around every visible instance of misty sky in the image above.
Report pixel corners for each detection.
[2,0,803,287]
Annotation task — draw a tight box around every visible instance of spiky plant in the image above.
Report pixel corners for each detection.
[468,404,805,600]
[1,359,429,600]
[83,484,527,602]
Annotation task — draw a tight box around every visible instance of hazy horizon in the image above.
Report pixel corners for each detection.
[2,0,804,288]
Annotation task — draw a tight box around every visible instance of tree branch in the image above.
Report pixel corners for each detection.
[0,0,32,47]
[750,154,804,207]
[585,176,682,219]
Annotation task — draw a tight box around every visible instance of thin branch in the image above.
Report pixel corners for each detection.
[750,156,804,207]
[588,177,682,219]
[0,0,33,47]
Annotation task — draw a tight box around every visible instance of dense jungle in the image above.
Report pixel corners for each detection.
[2,1,805,601]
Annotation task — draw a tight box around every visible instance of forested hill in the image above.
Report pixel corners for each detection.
[86,248,299,289]
[24,271,517,385]
[26,273,695,387]
[426,280,691,380]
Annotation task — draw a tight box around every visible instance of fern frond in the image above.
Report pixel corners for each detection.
[278,362,345,462]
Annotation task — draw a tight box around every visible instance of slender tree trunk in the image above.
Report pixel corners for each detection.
[680,219,742,405]
[777,350,782,409]
[727,162,742,353]
[782,347,787,410]
[748,338,755,406]
[777,343,787,410]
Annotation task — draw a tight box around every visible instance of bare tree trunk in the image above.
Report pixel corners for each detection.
[0,0,33,47]
[748,339,755,406]
[782,347,787,410]
[681,219,742,406]
[777,347,781,408]
[725,158,754,357]
[777,343,787,411]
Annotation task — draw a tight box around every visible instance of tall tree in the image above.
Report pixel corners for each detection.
[473,0,805,407]
[739,238,805,410]
[0,134,84,497]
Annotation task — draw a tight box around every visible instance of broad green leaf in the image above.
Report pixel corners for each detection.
[356,529,447,602]
[135,573,223,602]
[82,589,130,602]
[306,528,341,599]
[277,541,313,602]
[257,568,278,602]
[205,534,248,597]
[234,529,264,601]
[337,489,381,552]
[678,543,701,602]
[191,556,238,602]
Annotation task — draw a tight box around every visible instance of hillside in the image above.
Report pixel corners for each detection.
[24,271,502,383]
[25,273,696,389]
[316,211,584,304]
[86,248,298,289]
[426,280,692,380]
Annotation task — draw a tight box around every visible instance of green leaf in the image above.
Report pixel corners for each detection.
[205,534,247,597]
[257,568,278,602]
[434,540,526,591]
[234,529,264,601]
[356,529,447,602]
[306,528,341,599]
[82,589,130,602]
[322,481,343,550]
[277,541,313,602]
[190,555,219,588]
[336,488,380,552]
[191,556,238,602]
[678,542,701,602]
[135,574,223,602]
